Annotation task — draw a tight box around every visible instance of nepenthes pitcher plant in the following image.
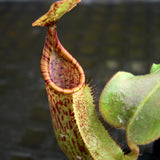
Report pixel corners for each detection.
[32,0,160,159]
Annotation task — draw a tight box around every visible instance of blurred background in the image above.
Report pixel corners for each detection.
[0,0,160,160]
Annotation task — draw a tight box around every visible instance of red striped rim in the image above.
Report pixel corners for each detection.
[40,26,85,94]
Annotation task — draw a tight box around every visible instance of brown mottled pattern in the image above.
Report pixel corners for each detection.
[40,26,92,159]
[46,85,91,159]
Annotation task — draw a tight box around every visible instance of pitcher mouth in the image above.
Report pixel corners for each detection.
[40,26,85,94]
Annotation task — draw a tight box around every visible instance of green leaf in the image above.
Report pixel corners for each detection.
[127,81,160,144]
[99,70,160,129]
[99,71,134,129]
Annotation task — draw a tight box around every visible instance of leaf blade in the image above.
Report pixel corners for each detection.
[127,81,160,144]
